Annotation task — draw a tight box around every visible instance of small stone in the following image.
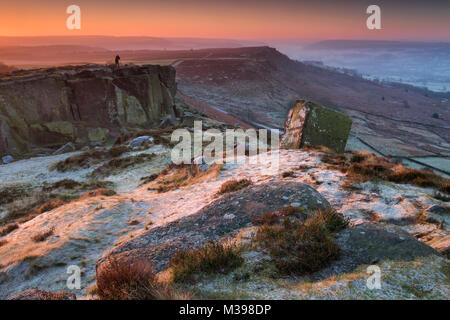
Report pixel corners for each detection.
[282,196,289,200]
[426,205,450,216]
[129,136,154,148]
[224,214,236,220]
[53,142,76,155]
[1,155,14,164]
[291,202,301,207]
[159,115,179,128]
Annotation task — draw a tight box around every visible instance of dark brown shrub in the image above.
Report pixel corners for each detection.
[36,199,66,214]
[217,179,252,195]
[53,146,130,172]
[282,171,295,178]
[31,227,54,242]
[42,179,113,193]
[251,206,305,226]
[0,223,19,237]
[350,152,371,163]
[255,209,347,275]
[312,209,349,233]
[256,218,340,275]
[128,219,140,225]
[433,192,450,202]
[42,179,81,192]
[321,153,348,167]
[80,188,116,199]
[140,174,159,185]
[340,180,362,191]
[0,185,30,205]
[108,145,130,157]
[169,242,243,283]
[360,209,381,223]
[97,258,188,300]
[439,183,450,195]
[89,154,155,177]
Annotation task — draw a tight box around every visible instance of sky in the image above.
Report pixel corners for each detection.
[1,0,449,41]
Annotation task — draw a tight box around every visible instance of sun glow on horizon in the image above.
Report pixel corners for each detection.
[0,0,449,41]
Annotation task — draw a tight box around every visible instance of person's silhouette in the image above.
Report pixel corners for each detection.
[115,55,121,69]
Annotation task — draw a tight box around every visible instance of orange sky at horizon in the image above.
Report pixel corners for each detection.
[1,0,449,41]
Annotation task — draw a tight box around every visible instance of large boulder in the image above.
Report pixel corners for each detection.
[280,100,352,153]
[0,64,177,156]
[97,181,331,273]
[319,223,441,277]
[8,289,76,300]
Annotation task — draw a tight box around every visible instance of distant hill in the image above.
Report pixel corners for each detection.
[0,62,15,73]
[172,46,450,157]
[305,40,450,51]
[0,36,264,51]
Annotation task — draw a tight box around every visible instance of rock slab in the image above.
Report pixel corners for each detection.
[97,181,331,273]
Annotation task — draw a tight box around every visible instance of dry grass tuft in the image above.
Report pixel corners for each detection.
[89,154,155,177]
[0,179,115,226]
[0,185,31,206]
[80,188,116,199]
[53,145,130,172]
[360,209,382,222]
[140,174,159,185]
[31,227,55,242]
[440,183,450,194]
[42,179,112,192]
[151,163,222,193]
[340,180,362,191]
[97,258,189,300]
[318,150,450,193]
[387,167,445,189]
[433,192,450,202]
[0,223,19,237]
[312,209,350,232]
[255,209,347,276]
[251,206,305,226]
[169,242,244,283]
[217,179,252,195]
[282,171,295,178]
[128,219,141,226]
[35,199,66,214]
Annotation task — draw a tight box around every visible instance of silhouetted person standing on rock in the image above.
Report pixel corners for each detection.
[115,55,121,69]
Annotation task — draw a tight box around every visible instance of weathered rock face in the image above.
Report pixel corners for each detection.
[280,100,352,153]
[0,64,177,156]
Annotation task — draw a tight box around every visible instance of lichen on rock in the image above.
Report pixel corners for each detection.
[281,100,352,153]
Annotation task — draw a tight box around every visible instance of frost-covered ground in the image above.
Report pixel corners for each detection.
[0,149,448,299]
